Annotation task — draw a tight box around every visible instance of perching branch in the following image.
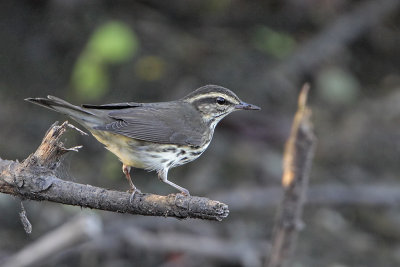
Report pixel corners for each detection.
[0,121,229,222]
[267,84,316,267]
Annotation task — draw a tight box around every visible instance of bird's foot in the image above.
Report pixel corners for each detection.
[127,187,142,204]
[180,188,190,196]
[174,189,190,202]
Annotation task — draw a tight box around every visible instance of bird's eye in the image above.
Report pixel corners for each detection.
[216,97,226,105]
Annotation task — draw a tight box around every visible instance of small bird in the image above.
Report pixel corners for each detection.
[26,85,260,197]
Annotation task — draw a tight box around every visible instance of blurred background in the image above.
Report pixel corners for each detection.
[1,0,400,266]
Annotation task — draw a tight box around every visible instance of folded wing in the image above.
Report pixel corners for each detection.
[93,102,206,147]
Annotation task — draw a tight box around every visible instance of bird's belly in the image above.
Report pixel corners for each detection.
[91,130,208,171]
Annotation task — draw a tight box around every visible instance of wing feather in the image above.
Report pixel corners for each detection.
[94,102,206,147]
[82,102,143,109]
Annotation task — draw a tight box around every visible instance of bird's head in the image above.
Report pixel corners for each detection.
[182,85,260,127]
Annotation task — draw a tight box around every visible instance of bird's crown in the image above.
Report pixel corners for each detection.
[182,85,241,105]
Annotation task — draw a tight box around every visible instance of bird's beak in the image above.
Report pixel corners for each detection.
[235,101,261,110]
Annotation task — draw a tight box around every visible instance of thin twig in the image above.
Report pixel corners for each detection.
[267,84,316,267]
[19,202,32,234]
[0,121,229,222]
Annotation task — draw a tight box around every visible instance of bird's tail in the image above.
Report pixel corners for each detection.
[25,95,102,127]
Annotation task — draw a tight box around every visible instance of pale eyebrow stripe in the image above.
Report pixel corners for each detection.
[186,93,238,104]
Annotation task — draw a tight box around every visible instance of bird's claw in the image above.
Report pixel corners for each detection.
[180,190,190,197]
[174,190,190,202]
[128,188,141,204]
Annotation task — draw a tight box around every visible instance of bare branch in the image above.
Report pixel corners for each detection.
[278,0,400,78]
[0,122,229,222]
[255,0,400,98]
[1,215,102,267]
[267,84,316,267]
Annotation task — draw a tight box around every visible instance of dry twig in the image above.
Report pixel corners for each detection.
[267,84,316,267]
[0,121,229,222]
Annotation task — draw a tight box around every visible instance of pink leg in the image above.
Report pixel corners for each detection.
[122,164,141,203]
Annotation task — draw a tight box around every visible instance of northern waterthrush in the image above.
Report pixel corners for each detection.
[26,85,260,197]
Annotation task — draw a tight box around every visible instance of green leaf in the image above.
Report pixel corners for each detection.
[87,21,138,63]
[71,21,139,100]
[71,53,108,101]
